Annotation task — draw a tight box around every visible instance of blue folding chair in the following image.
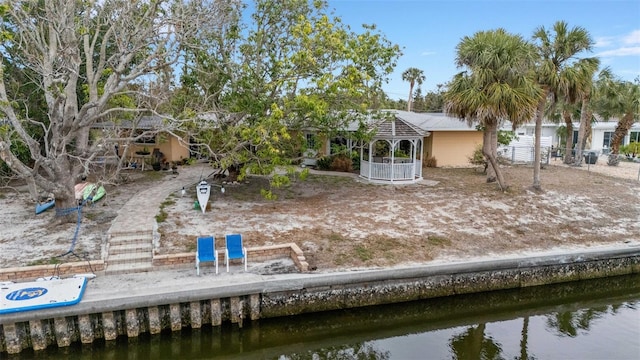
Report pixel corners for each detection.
[224,234,247,272]
[196,236,218,275]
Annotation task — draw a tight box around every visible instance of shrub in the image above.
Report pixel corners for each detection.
[351,151,361,171]
[424,156,437,168]
[316,156,332,170]
[331,155,353,172]
[469,145,488,173]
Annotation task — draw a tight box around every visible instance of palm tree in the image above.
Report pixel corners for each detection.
[401,67,425,112]
[531,21,597,189]
[568,60,601,166]
[594,71,640,165]
[444,29,542,190]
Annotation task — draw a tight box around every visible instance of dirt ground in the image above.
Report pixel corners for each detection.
[1,161,639,271]
[156,161,640,272]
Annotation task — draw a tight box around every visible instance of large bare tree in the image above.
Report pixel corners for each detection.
[0,0,234,218]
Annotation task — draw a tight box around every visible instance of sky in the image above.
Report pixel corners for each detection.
[327,0,640,100]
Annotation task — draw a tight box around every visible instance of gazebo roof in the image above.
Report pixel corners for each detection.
[372,116,427,139]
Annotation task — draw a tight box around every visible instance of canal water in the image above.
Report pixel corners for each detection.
[9,274,640,359]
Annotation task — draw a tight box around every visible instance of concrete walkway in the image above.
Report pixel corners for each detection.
[108,163,211,235]
[104,163,212,274]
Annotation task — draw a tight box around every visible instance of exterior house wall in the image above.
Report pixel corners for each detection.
[426,131,483,167]
[514,122,640,154]
[125,134,189,163]
[165,136,190,162]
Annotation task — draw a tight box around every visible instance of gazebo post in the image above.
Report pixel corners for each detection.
[368,141,373,180]
[411,139,416,179]
[390,139,395,182]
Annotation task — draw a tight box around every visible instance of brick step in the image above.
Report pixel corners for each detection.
[108,230,153,239]
[105,263,153,275]
[106,252,152,266]
[109,235,153,246]
[108,243,153,256]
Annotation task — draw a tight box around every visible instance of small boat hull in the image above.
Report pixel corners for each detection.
[82,184,106,203]
[35,199,55,215]
[196,181,211,214]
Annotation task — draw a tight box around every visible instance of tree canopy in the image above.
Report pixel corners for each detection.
[444,28,542,190]
[0,0,402,206]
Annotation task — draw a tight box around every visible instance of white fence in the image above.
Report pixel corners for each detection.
[360,160,422,181]
[499,135,552,164]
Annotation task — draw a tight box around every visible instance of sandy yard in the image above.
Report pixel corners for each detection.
[1,160,639,271]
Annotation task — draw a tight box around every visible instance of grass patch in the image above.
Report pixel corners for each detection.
[328,232,347,243]
[334,253,347,266]
[28,257,61,266]
[155,209,168,223]
[428,235,451,247]
[368,235,399,252]
[161,199,176,207]
[354,245,372,261]
[155,197,176,223]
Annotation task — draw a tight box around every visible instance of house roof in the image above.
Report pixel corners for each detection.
[94,115,164,130]
[383,110,479,132]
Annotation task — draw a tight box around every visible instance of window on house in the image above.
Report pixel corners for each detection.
[330,137,348,155]
[133,129,156,144]
[603,131,613,148]
[630,131,640,143]
[572,131,579,147]
[305,133,316,149]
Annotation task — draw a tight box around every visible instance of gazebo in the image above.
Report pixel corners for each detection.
[359,116,428,184]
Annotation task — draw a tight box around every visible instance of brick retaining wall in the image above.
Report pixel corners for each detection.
[152,243,309,271]
[0,261,106,282]
[1,243,308,281]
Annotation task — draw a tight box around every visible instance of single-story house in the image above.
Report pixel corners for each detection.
[92,115,191,167]
[302,110,483,183]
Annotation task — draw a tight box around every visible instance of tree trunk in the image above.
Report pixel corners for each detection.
[485,127,497,183]
[483,124,508,191]
[608,112,634,166]
[407,82,414,112]
[51,158,80,223]
[532,97,546,190]
[563,110,574,164]
[573,96,591,166]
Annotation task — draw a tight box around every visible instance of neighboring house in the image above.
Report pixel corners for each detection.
[513,120,640,155]
[92,115,190,166]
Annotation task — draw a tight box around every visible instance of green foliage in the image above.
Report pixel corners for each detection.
[317,156,332,171]
[176,0,400,195]
[497,131,518,146]
[316,153,359,172]
[620,143,640,157]
[469,145,486,166]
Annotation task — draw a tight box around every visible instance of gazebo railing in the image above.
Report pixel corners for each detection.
[360,160,422,181]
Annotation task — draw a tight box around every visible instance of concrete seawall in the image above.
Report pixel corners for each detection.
[1,245,639,354]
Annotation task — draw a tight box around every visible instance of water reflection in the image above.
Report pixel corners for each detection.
[7,274,640,360]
